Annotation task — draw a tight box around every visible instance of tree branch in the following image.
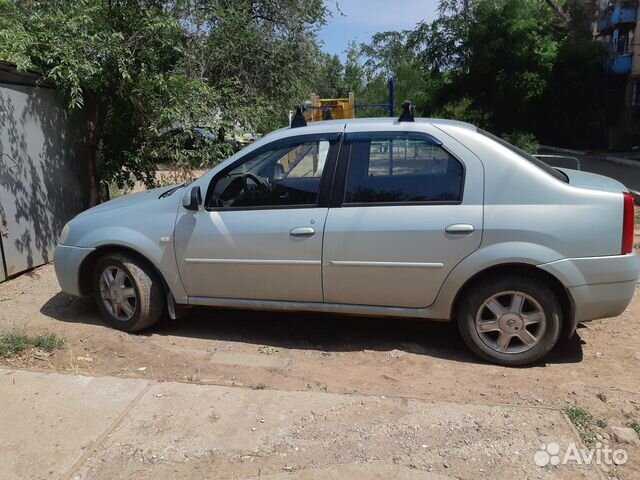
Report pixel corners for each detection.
[543,0,571,25]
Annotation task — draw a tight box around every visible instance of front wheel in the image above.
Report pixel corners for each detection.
[457,276,562,366]
[92,253,165,332]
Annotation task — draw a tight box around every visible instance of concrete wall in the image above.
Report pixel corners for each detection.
[0,82,90,280]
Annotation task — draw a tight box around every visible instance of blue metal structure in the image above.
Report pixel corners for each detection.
[596,1,638,75]
[598,0,637,32]
[354,77,396,117]
[610,53,633,74]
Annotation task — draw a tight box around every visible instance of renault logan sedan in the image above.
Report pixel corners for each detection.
[54,117,639,366]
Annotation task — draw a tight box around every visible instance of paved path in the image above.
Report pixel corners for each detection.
[0,368,599,480]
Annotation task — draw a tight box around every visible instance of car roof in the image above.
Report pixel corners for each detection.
[308,117,476,130]
[265,117,477,139]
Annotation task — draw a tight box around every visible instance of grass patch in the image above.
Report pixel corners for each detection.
[563,405,607,445]
[595,418,608,429]
[257,346,279,355]
[0,333,64,357]
[629,421,640,435]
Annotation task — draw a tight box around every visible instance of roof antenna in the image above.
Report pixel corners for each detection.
[291,106,307,128]
[398,100,415,122]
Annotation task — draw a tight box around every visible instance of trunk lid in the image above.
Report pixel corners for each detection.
[557,168,628,194]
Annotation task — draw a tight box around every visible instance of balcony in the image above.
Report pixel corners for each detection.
[598,1,638,33]
[609,53,633,74]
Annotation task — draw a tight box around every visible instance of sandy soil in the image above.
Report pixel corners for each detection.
[0,203,638,478]
[0,259,639,478]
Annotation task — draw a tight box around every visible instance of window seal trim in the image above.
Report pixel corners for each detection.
[203,204,320,213]
[341,201,463,207]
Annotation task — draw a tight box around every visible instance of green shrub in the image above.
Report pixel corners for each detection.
[0,333,64,357]
[502,131,539,154]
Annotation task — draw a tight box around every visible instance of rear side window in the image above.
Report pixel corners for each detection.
[344,133,464,204]
[477,129,568,183]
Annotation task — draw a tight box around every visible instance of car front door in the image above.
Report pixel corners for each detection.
[322,125,484,308]
[175,133,340,302]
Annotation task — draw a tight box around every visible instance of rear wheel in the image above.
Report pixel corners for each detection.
[92,253,165,332]
[457,275,562,366]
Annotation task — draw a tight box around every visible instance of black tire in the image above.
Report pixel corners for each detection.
[92,252,165,332]
[457,275,562,366]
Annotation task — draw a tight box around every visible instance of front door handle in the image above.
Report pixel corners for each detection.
[445,224,475,235]
[289,227,315,238]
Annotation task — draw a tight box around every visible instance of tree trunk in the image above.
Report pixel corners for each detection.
[86,98,104,206]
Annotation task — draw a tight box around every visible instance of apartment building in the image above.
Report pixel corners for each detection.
[595,0,640,146]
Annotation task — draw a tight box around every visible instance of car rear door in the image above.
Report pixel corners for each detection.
[322,123,484,308]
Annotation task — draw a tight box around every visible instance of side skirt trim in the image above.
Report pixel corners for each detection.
[187,296,449,320]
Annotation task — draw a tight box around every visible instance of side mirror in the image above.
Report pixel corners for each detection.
[273,163,285,180]
[182,186,202,211]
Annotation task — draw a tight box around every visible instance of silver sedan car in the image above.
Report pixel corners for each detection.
[54,117,640,366]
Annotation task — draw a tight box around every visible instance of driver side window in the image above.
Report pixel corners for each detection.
[207,138,332,209]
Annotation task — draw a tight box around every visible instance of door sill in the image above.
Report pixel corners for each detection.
[187,296,448,320]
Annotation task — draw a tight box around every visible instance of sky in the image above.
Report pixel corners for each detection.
[318,0,439,60]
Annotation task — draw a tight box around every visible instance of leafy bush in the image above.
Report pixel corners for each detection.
[502,131,539,154]
[435,97,489,128]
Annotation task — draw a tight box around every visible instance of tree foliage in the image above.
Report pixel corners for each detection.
[0,0,327,203]
[0,0,615,201]
[316,0,609,149]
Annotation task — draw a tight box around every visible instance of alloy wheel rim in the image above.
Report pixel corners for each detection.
[474,291,546,355]
[99,266,137,321]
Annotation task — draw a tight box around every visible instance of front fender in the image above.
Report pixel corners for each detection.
[76,226,187,303]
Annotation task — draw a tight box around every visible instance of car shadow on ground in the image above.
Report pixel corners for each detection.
[40,292,584,367]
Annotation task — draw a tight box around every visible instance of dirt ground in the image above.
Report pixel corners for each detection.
[0,207,639,478]
[0,369,596,480]
[1,258,640,478]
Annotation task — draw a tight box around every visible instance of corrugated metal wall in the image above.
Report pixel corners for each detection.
[0,79,90,281]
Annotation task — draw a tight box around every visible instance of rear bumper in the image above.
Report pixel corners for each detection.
[538,253,639,330]
[569,280,637,323]
[53,245,95,297]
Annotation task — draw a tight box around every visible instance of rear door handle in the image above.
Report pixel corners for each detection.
[289,227,315,238]
[445,224,475,235]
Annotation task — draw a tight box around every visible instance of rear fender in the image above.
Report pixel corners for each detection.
[429,242,565,319]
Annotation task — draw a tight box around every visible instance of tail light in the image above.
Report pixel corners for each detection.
[622,192,635,254]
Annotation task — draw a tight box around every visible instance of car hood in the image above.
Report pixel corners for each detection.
[557,168,627,194]
[76,185,184,218]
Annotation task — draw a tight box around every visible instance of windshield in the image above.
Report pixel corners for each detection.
[478,129,568,183]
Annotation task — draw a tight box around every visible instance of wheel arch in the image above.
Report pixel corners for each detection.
[451,263,575,338]
[78,244,169,298]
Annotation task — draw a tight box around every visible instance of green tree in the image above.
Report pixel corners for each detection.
[463,0,559,133]
[189,0,328,131]
[314,53,347,98]
[355,31,437,117]
[343,41,364,94]
[407,0,607,148]
[0,0,327,204]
